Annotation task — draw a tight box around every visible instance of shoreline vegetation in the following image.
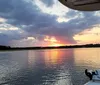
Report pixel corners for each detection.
[1,44,100,50]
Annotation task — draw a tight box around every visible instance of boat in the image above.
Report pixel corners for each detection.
[85,81,100,85]
[59,0,100,11]
[84,69,100,85]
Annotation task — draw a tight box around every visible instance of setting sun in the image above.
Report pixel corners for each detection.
[50,43,65,47]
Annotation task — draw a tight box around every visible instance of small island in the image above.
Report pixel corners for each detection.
[1,44,100,51]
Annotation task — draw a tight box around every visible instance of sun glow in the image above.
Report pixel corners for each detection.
[73,25,100,44]
[44,36,64,46]
[44,36,57,42]
[51,44,62,47]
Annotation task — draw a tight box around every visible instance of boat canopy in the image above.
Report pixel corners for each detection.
[59,0,100,11]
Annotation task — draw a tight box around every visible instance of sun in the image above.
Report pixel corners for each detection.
[50,43,64,47]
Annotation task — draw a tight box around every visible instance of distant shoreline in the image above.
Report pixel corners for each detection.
[0,44,100,51]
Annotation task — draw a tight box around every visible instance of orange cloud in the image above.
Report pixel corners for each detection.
[44,36,58,43]
[44,36,65,46]
[73,25,100,44]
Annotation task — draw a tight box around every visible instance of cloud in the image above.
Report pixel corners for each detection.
[0,17,7,23]
[34,0,69,17]
[0,0,99,46]
[41,0,54,7]
[73,25,100,44]
[0,0,13,13]
[0,23,28,46]
[0,24,19,31]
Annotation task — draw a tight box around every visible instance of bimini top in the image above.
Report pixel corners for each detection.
[59,0,100,11]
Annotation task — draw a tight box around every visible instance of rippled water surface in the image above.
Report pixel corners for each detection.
[0,48,100,85]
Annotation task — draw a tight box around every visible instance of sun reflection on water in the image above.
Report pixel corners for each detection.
[44,50,63,66]
[44,49,73,67]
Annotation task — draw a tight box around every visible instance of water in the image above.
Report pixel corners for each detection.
[0,48,100,85]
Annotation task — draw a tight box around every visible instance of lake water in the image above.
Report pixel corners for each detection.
[0,48,100,85]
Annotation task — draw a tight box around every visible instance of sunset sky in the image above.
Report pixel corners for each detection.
[0,0,100,47]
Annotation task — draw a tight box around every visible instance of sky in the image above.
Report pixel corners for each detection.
[0,0,100,47]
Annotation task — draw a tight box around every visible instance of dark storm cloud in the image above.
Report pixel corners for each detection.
[0,0,58,45]
[0,0,13,13]
[0,34,10,45]
[0,0,100,45]
[38,11,100,36]
[0,32,22,45]
[36,10,100,44]
[0,0,44,25]
[0,0,57,28]
[62,11,100,34]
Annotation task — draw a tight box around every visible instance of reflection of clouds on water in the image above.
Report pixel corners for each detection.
[0,52,18,84]
[53,70,73,85]
[0,49,87,85]
[72,48,100,85]
[43,49,73,85]
[27,49,73,85]
[28,50,36,67]
[0,51,28,84]
[74,48,100,68]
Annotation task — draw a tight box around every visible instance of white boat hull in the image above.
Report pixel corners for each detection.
[85,81,100,85]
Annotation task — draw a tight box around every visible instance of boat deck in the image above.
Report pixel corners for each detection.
[85,81,100,85]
